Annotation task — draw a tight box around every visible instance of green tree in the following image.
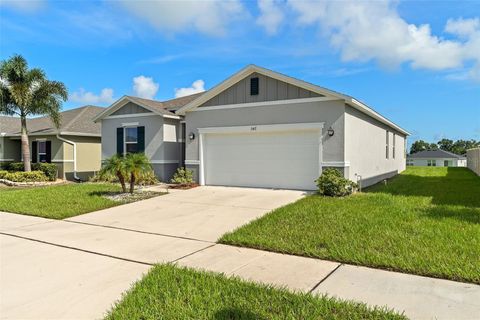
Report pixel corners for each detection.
[0,54,67,171]
[124,153,152,193]
[99,154,127,193]
[410,140,437,154]
[451,139,480,155]
[438,139,454,152]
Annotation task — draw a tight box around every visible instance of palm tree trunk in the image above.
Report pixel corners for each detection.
[116,171,127,193]
[129,173,135,194]
[20,116,31,172]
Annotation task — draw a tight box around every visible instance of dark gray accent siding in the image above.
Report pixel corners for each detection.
[201,73,322,107]
[111,102,152,115]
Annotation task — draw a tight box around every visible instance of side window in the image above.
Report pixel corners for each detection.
[385,130,389,159]
[393,133,396,159]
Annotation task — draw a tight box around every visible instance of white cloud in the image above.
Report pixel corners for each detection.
[118,0,245,36]
[132,75,159,99]
[257,0,285,35]
[445,18,480,38]
[0,0,45,12]
[175,80,205,98]
[69,88,115,105]
[287,1,480,80]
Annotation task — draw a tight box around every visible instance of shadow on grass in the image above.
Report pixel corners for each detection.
[366,167,480,208]
[421,206,480,224]
[214,308,267,320]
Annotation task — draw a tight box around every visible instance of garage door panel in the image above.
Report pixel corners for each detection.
[204,130,320,190]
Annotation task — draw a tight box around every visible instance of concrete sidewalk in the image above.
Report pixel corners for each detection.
[2,214,478,320]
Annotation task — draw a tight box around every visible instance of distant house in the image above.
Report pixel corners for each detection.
[0,106,104,180]
[407,150,467,167]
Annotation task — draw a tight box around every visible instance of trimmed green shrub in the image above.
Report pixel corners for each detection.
[315,168,358,197]
[3,171,47,182]
[171,167,194,184]
[0,170,8,179]
[32,163,57,181]
[8,162,25,171]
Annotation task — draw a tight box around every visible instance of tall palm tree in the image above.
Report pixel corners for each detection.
[124,153,152,193]
[99,154,128,193]
[0,54,67,171]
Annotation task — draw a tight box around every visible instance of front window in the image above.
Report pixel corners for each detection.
[38,141,47,163]
[427,159,436,167]
[124,127,138,154]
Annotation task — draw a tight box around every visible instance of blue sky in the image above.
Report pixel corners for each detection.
[1,0,479,145]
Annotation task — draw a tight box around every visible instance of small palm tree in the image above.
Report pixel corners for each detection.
[124,153,152,193]
[0,54,68,171]
[99,154,127,193]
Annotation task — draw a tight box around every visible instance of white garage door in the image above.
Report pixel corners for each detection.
[203,128,321,190]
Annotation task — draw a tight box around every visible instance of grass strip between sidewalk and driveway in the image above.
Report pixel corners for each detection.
[0,183,163,219]
[220,167,480,284]
[105,264,405,320]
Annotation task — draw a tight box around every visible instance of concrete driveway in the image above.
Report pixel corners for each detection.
[67,186,306,242]
[0,186,305,319]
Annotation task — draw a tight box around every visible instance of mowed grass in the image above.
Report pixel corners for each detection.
[105,264,405,320]
[0,183,126,219]
[220,167,480,284]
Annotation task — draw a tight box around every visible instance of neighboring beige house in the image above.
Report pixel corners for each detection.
[406,149,467,167]
[96,65,409,190]
[0,106,103,180]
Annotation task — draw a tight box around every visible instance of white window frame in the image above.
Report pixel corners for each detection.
[123,126,138,155]
[427,159,437,167]
[393,133,396,159]
[386,130,389,159]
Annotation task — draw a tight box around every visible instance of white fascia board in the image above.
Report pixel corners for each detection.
[198,122,324,135]
[163,114,182,120]
[58,132,101,137]
[93,96,166,122]
[192,97,339,112]
[348,98,410,136]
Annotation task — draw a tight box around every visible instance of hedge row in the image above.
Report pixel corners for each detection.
[0,170,48,182]
[7,162,57,181]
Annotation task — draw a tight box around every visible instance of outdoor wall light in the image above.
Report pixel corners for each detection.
[189,132,196,141]
[327,127,335,137]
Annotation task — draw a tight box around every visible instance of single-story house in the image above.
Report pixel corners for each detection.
[95,65,410,190]
[407,149,467,167]
[0,106,103,180]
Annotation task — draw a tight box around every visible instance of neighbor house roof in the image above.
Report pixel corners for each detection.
[93,93,204,122]
[407,149,466,159]
[175,64,410,136]
[0,106,104,137]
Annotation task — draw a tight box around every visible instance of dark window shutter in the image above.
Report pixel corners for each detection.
[250,77,259,95]
[137,126,145,153]
[31,141,38,163]
[46,141,52,163]
[116,127,124,155]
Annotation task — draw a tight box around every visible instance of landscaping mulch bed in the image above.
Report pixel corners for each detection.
[168,183,199,190]
[103,190,165,203]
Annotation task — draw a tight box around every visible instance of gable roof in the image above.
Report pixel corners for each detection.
[93,93,204,122]
[0,106,104,137]
[407,149,466,159]
[175,64,410,136]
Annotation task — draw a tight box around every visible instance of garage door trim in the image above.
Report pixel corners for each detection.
[197,122,324,186]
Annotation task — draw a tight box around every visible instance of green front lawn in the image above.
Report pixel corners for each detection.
[220,167,480,284]
[106,264,405,320]
[0,183,160,219]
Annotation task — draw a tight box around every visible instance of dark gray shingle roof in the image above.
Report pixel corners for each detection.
[124,93,204,116]
[0,106,104,136]
[407,149,466,159]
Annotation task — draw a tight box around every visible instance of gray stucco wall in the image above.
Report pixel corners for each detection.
[185,99,346,182]
[344,105,407,187]
[201,72,321,107]
[101,114,182,182]
[0,137,20,163]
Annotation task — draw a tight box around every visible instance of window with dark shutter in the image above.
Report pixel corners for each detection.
[31,141,38,163]
[45,141,52,163]
[117,127,124,155]
[137,126,145,153]
[250,77,259,95]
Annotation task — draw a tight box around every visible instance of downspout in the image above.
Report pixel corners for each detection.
[56,134,80,181]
